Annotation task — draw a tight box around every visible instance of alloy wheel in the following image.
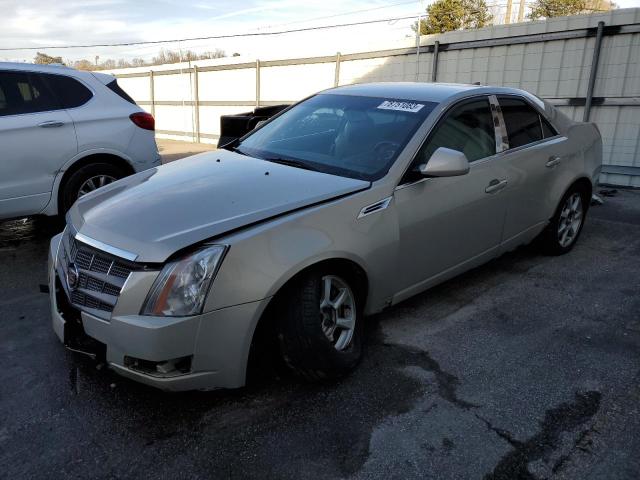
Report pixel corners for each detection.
[319,275,356,351]
[557,192,583,248]
[77,175,117,198]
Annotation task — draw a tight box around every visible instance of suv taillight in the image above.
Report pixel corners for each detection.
[130,112,155,131]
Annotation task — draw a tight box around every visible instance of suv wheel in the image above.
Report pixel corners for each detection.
[538,185,589,255]
[60,163,126,214]
[276,268,363,380]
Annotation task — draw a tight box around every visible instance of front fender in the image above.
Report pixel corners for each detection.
[203,187,399,315]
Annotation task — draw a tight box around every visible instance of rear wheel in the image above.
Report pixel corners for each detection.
[538,185,589,255]
[275,268,363,380]
[60,163,126,214]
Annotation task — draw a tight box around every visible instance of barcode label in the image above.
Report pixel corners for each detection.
[377,100,425,113]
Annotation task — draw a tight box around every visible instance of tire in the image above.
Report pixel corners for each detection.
[275,268,364,381]
[538,184,589,255]
[60,163,126,214]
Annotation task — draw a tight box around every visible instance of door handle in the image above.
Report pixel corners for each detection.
[485,179,508,194]
[546,156,561,168]
[37,120,65,128]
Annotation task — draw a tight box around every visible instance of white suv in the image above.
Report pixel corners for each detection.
[0,62,160,220]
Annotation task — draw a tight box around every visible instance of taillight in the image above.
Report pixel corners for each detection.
[130,112,155,131]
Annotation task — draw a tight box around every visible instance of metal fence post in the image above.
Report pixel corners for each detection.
[431,41,439,82]
[193,65,200,143]
[255,59,261,108]
[584,21,605,122]
[334,52,341,87]
[149,70,155,117]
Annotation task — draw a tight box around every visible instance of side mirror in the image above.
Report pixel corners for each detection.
[417,147,470,177]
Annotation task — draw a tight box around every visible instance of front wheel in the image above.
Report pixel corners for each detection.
[60,163,126,214]
[538,186,588,255]
[275,269,363,380]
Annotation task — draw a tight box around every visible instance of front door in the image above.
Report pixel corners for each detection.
[393,96,509,301]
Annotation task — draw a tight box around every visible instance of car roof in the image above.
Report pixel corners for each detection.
[323,82,539,105]
[0,61,117,85]
[0,61,76,73]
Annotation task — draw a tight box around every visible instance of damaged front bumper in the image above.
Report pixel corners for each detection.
[48,232,270,392]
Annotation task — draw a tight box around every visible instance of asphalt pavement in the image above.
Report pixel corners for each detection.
[1,181,638,480]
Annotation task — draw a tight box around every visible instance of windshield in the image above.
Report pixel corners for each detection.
[236,93,437,181]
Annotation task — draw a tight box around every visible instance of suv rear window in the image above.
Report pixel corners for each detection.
[106,79,136,105]
[42,73,93,108]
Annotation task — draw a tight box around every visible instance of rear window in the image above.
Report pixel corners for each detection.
[42,73,93,108]
[106,80,136,105]
[498,97,544,149]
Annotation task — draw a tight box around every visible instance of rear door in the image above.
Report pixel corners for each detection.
[0,70,77,218]
[495,96,573,245]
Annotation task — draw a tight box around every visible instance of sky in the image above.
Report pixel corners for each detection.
[1,0,639,64]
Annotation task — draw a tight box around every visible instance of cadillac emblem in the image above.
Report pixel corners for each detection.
[66,263,79,290]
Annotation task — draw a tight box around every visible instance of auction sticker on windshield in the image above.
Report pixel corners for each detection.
[377,100,425,113]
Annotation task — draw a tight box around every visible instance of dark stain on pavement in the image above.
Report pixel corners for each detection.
[381,341,479,410]
[482,391,602,480]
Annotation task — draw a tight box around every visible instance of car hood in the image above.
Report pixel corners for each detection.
[68,150,369,263]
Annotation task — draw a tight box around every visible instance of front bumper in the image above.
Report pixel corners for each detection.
[49,233,270,391]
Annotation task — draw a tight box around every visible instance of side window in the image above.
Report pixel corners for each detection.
[106,79,136,105]
[498,97,544,148]
[541,116,557,138]
[417,97,496,165]
[42,73,93,108]
[0,79,7,112]
[0,71,59,116]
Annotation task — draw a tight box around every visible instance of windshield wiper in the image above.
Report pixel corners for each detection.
[219,137,239,152]
[264,157,320,172]
[219,138,251,157]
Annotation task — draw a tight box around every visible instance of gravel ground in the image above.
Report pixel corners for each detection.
[0,187,638,480]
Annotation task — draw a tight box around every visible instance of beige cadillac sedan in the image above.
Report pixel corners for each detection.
[49,83,602,391]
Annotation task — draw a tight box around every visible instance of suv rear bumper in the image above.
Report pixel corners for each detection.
[49,233,270,392]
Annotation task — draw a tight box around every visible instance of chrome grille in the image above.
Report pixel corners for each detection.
[71,290,113,312]
[56,229,138,318]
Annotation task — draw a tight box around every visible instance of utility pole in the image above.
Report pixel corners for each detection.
[415,0,424,82]
[415,13,421,81]
[517,0,526,22]
[505,0,513,24]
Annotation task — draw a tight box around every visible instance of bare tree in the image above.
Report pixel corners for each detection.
[49,47,229,72]
[71,59,95,71]
[34,52,64,64]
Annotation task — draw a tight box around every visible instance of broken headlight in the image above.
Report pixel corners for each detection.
[141,245,227,317]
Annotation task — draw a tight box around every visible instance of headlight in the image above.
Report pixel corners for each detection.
[141,244,227,317]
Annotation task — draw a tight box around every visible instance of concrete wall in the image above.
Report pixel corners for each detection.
[111,9,640,187]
